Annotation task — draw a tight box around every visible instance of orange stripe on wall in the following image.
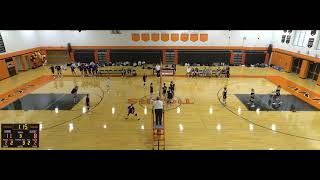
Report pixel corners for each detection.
[174,50,178,64]
[106,49,110,63]
[230,51,234,65]
[241,51,246,64]
[70,51,75,62]
[94,50,98,63]
[264,52,270,64]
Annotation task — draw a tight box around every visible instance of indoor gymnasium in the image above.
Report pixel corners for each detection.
[1,30,320,150]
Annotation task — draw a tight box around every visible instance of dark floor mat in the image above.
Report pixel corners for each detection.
[234,94,318,111]
[0,93,85,110]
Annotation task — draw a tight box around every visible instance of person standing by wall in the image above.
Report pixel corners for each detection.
[155,64,161,78]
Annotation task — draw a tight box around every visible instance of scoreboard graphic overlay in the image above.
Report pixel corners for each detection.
[1,124,39,148]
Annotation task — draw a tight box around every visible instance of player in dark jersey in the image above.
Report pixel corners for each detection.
[226,66,230,78]
[222,87,227,105]
[71,86,79,103]
[169,81,175,96]
[248,88,255,107]
[150,83,154,100]
[85,94,90,111]
[272,85,281,106]
[142,74,147,87]
[78,64,83,77]
[162,83,167,98]
[49,65,55,77]
[55,65,62,78]
[71,64,76,76]
[94,64,99,76]
[83,64,88,76]
[126,104,140,120]
[167,89,173,104]
[88,64,92,76]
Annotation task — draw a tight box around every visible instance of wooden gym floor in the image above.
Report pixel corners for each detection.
[1,65,320,150]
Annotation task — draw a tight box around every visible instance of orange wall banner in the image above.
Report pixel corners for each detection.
[132,33,140,42]
[141,33,150,41]
[299,60,310,79]
[21,55,27,71]
[171,33,179,42]
[271,52,293,72]
[190,34,198,42]
[151,33,160,41]
[180,34,189,42]
[0,60,9,80]
[200,34,208,42]
[161,33,169,42]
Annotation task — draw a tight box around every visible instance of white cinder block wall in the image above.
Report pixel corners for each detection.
[272,30,320,57]
[0,30,40,53]
[1,30,320,58]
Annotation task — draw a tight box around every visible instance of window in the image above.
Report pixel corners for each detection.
[293,30,307,47]
[307,63,320,81]
[0,33,6,53]
[292,58,303,74]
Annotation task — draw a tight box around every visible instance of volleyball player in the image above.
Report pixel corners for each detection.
[150,82,154,100]
[71,86,79,104]
[162,83,167,99]
[83,64,88,76]
[78,64,83,77]
[248,88,255,107]
[49,65,55,77]
[155,64,161,78]
[106,77,112,90]
[122,68,126,77]
[272,85,281,106]
[167,89,173,104]
[88,64,92,76]
[71,64,76,76]
[143,74,147,87]
[126,104,140,120]
[169,81,175,96]
[55,65,62,78]
[222,87,227,105]
[85,94,90,111]
[226,66,230,78]
[95,63,99,75]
